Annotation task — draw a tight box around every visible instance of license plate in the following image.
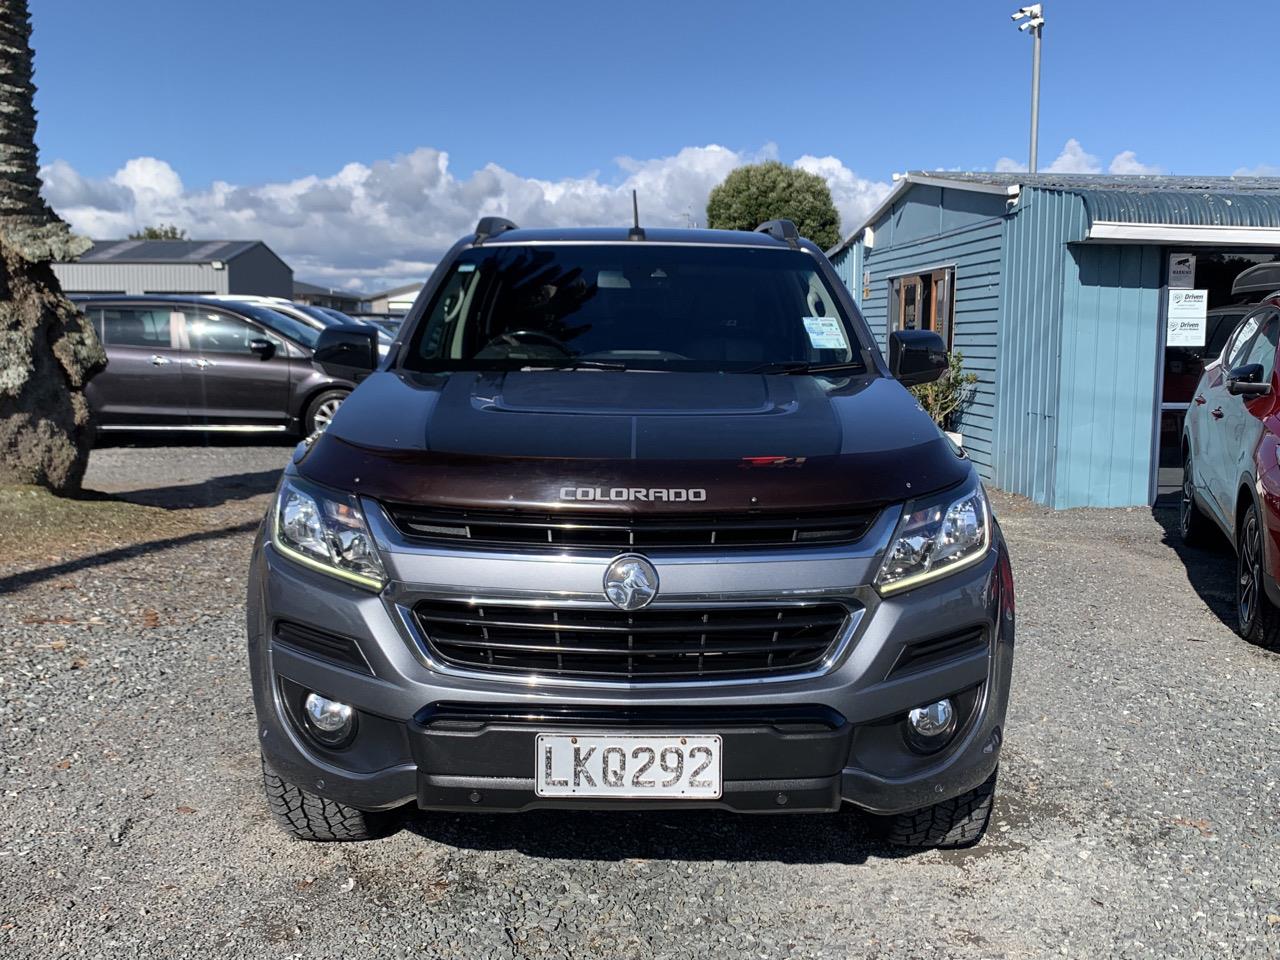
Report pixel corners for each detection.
[535,733,722,799]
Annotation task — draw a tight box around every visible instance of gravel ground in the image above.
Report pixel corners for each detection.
[2,443,1278,959]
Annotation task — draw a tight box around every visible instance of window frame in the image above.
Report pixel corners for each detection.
[887,264,957,350]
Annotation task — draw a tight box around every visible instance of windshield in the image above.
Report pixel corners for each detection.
[403,244,866,373]
[235,303,320,349]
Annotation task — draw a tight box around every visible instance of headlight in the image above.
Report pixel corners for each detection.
[874,481,991,594]
[271,476,386,590]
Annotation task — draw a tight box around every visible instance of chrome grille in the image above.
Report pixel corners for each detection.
[412,600,851,682]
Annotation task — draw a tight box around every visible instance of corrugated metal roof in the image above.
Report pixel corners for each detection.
[77,239,262,263]
[907,171,1280,228]
[1073,189,1280,228]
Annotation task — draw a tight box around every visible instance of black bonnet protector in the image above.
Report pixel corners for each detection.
[296,369,970,514]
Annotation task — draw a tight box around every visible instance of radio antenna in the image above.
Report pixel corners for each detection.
[628,189,645,241]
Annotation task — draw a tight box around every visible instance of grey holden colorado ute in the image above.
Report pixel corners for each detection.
[247,217,1015,848]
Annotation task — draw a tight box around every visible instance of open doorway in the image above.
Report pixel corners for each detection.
[1157,250,1280,499]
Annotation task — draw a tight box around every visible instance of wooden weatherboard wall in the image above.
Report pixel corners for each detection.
[832,184,1008,478]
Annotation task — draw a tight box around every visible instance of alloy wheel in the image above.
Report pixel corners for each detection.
[1180,458,1195,538]
[1238,512,1262,629]
[312,398,342,433]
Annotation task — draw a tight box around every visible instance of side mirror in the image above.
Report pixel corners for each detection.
[248,338,275,361]
[1226,362,1272,397]
[313,324,379,381]
[889,329,948,386]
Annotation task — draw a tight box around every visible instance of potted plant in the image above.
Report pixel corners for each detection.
[911,352,978,447]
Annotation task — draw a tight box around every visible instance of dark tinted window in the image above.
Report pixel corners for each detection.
[1224,309,1269,370]
[234,303,319,348]
[102,307,174,348]
[1204,311,1244,361]
[405,245,864,372]
[1242,313,1280,379]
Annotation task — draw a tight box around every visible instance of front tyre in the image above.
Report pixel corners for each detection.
[303,389,348,437]
[262,758,394,842]
[882,768,997,849]
[1236,504,1280,649]
[1180,451,1211,546]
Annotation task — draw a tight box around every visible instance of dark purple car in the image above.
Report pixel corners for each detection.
[75,295,358,437]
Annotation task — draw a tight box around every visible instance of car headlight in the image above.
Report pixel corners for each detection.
[874,480,991,594]
[271,476,386,590]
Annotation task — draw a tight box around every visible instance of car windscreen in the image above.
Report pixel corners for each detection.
[402,244,866,373]
[235,303,320,349]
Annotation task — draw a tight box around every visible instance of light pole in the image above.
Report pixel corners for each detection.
[1011,4,1045,173]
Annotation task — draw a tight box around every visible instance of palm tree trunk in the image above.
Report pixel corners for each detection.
[0,0,105,492]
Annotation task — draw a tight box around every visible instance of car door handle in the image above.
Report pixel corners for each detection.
[1194,395,1206,405]
[1211,407,1224,420]
[190,358,212,369]
[150,354,170,366]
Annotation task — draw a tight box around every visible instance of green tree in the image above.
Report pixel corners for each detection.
[0,0,105,492]
[129,223,187,240]
[705,161,841,250]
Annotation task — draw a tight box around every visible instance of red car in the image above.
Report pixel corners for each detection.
[1182,290,1280,646]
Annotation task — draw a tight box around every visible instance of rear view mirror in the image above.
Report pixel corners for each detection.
[889,330,948,386]
[248,338,275,360]
[1226,362,1272,397]
[313,325,379,381]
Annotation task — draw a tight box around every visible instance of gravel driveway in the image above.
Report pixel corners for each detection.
[2,444,1278,959]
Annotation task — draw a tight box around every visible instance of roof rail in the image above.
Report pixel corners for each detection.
[755,219,800,249]
[474,216,518,244]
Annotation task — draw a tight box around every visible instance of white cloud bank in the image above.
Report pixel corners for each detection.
[42,145,891,291]
[995,138,1164,176]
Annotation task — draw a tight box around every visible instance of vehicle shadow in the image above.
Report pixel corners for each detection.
[1150,495,1238,631]
[90,470,284,510]
[402,808,917,865]
[0,519,260,595]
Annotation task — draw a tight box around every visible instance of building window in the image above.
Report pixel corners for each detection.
[888,267,955,349]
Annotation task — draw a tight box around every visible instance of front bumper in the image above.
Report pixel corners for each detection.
[247,510,1015,817]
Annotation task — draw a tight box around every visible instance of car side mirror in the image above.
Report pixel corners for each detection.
[313,324,379,381]
[1226,362,1272,397]
[248,338,275,361]
[889,329,948,386]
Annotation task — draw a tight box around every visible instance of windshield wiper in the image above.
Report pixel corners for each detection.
[519,359,628,372]
[740,360,865,375]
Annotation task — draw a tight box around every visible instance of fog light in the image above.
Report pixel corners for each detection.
[302,692,355,747]
[904,698,957,754]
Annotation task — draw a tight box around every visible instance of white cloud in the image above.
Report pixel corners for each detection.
[793,154,891,238]
[1108,151,1163,176]
[42,145,889,290]
[1233,163,1280,178]
[992,140,1163,177]
[1045,138,1102,174]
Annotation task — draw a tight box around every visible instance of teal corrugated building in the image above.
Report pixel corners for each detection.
[828,172,1280,509]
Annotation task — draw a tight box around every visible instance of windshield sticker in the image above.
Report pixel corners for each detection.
[456,262,477,272]
[803,317,848,351]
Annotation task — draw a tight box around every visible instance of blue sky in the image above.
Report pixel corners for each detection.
[32,0,1280,288]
